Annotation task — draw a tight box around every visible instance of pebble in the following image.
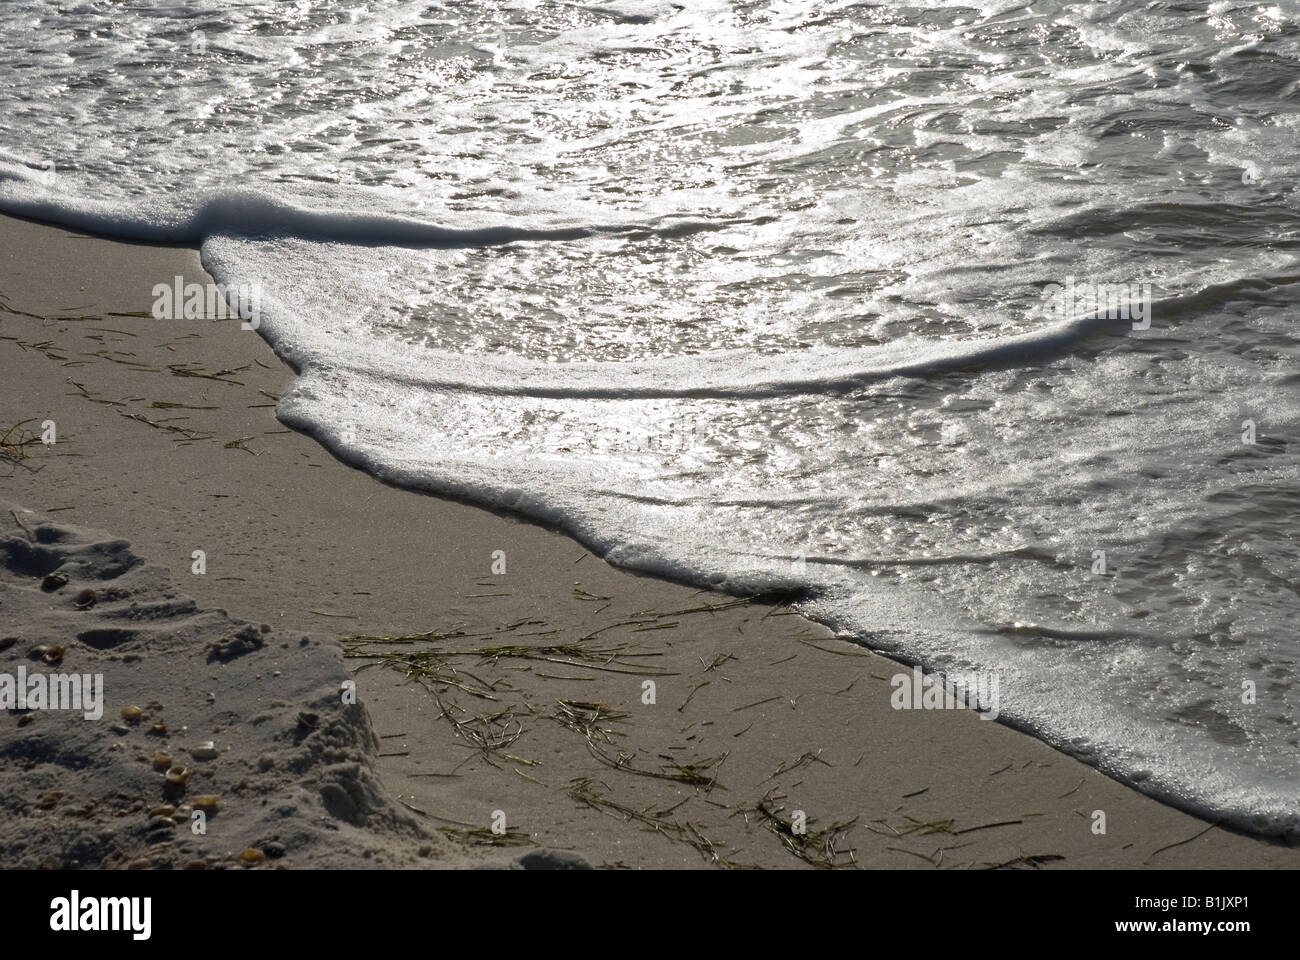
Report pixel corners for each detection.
[164,765,189,785]
[263,842,286,859]
[191,741,219,760]
[152,752,172,771]
[239,848,265,865]
[121,705,143,721]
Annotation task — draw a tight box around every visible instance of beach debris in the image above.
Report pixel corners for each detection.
[152,752,172,771]
[982,854,1065,870]
[40,572,67,591]
[29,644,64,665]
[121,705,143,722]
[192,795,220,811]
[1,423,43,470]
[164,765,189,785]
[206,624,264,663]
[191,741,218,760]
[551,699,628,746]
[566,778,738,867]
[748,791,858,869]
[72,588,96,609]
[149,723,167,736]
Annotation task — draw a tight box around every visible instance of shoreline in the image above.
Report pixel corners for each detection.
[2,212,1296,868]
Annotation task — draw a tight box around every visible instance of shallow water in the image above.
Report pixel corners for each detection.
[1,0,1297,833]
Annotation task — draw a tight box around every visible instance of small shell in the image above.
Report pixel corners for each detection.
[152,752,172,771]
[73,588,96,609]
[149,723,167,736]
[239,848,265,865]
[41,573,68,591]
[164,765,189,784]
[191,741,218,760]
[148,804,176,818]
[37,644,65,665]
[121,705,143,721]
[192,795,220,810]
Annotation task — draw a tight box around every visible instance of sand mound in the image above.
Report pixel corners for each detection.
[0,500,577,869]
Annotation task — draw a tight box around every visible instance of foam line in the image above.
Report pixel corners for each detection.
[290,305,1139,400]
[0,167,710,248]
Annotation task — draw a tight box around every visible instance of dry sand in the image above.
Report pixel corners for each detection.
[1,212,1295,869]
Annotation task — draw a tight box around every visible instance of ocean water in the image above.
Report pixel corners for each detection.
[1,0,1297,834]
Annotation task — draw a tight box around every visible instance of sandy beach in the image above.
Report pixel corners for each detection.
[1,212,1295,870]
